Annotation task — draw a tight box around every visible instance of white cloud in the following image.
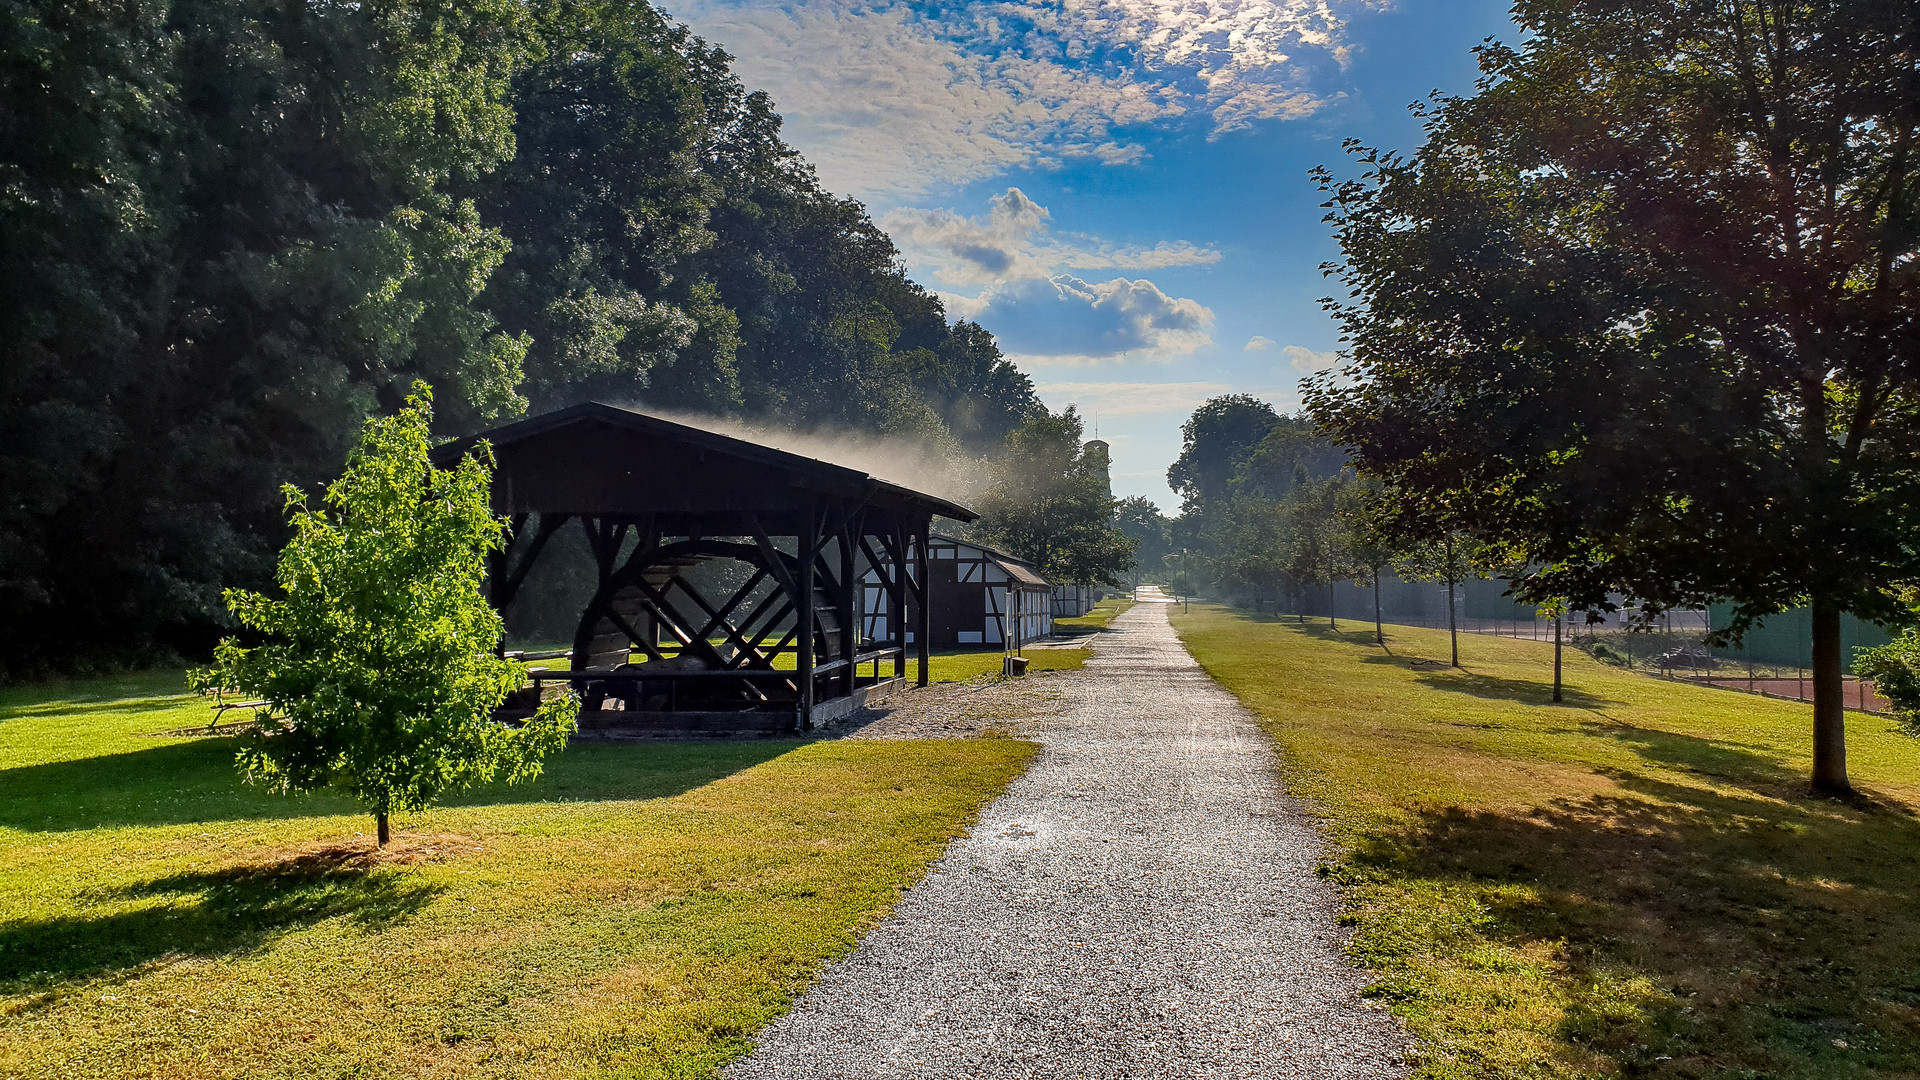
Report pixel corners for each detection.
[882,187,1220,287]
[1035,380,1240,416]
[663,0,1366,198]
[1244,335,1276,351]
[972,274,1214,361]
[1282,344,1339,372]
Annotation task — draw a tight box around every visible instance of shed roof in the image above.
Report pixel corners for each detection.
[432,402,975,524]
[930,533,1053,589]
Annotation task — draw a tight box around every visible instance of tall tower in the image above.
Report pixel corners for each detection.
[1083,439,1112,498]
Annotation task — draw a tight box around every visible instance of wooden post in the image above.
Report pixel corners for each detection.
[839,519,857,699]
[885,526,905,681]
[915,523,932,688]
[797,504,816,732]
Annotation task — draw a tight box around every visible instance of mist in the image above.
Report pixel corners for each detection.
[614,404,991,515]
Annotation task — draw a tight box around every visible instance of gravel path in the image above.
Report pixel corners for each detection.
[728,601,1409,1078]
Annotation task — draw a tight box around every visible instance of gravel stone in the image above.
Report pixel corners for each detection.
[728,601,1410,1078]
[828,674,1068,740]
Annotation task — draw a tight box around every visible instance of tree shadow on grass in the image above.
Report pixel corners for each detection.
[0,736,804,833]
[1409,668,1619,710]
[0,852,444,998]
[1351,725,1920,1076]
[5,694,203,720]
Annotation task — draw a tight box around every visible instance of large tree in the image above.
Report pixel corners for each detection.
[974,408,1134,588]
[1,0,535,672]
[1113,496,1172,585]
[1307,0,1920,792]
[0,0,1041,673]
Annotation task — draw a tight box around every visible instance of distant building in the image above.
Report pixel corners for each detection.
[1051,583,1098,619]
[863,534,1053,649]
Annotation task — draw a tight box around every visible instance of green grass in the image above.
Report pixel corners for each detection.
[1053,596,1134,633]
[1172,605,1920,1080]
[0,671,1036,1079]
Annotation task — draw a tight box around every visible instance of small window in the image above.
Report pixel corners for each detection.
[958,630,982,644]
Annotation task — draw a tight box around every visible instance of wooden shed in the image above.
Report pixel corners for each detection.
[858,534,1053,650]
[431,402,974,735]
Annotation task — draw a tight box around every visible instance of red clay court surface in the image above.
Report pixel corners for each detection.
[1680,676,1889,714]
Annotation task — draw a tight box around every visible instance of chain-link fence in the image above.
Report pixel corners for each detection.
[1264,572,1892,713]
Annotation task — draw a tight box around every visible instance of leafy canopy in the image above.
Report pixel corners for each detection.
[974,408,1135,587]
[191,386,576,836]
[1306,0,1920,627]
[0,0,1041,675]
[1304,0,1920,789]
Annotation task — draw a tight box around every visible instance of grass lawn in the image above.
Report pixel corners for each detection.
[1173,605,1920,1080]
[0,672,1035,1079]
[1053,596,1134,634]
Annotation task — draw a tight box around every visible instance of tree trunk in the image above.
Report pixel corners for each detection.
[376,810,391,848]
[1552,611,1563,703]
[1445,535,1460,667]
[1373,567,1384,645]
[1811,596,1850,794]
[1329,581,1337,630]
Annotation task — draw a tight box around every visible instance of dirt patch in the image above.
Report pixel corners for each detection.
[148,720,257,738]
[822,671,1076,739]
[251,833,487,870]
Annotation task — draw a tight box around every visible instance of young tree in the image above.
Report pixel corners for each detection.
[1391,533,1483,669]
[1308,1,1920,793]
[191,387,577,845]
[974,408,1135,588]
[1279,472,1347,629]
[1333,478,1407,645]
[1221,497,1293,613]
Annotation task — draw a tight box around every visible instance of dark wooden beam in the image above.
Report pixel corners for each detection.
[839,520,858,698]
[493,512,572,612]
[797,501,817,731]
[915,521,932,687]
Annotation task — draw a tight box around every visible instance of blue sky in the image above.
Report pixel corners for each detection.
[660,0,1520,510]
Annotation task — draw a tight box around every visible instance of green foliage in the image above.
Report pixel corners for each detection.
[973,408,1135,588]
[1,0,537,675]
[1166,394,1280,527]
[1305,0,1920,786]
[190,387,576,839]
[1166,396,1394,608]
[1113,496,1171,584]
[0,0,1041,674]
[1855,632,1920,732]
[1305,0,1920,630]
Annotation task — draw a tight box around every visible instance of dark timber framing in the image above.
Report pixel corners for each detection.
[433,402,972,733]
